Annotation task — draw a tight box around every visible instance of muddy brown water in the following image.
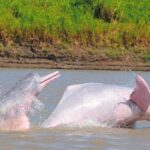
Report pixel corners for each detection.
[0,68,150,150]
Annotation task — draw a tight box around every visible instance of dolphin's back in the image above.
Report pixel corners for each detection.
[43,83,133,127]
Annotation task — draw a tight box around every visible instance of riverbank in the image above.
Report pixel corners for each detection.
[0,46,150,71]
[1,57,150,71]
[0,0,150,55]
[0,0,149,70]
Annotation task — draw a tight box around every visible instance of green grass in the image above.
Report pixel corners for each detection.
[143,54,150,62]
[0,0,149,56]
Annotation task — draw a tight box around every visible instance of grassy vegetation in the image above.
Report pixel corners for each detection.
[143,54,150,62]
[0,0,150,61]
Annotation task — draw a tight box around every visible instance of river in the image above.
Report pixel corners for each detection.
[0,68,150,149]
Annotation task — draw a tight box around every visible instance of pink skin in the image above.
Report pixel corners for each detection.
[130,75,150,121]
[0,114,30,131]
[130,75,150,112]
[0,71,60,131]
[42,79,143,128]
[43,75,150,128]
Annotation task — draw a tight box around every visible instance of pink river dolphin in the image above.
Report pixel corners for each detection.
[42,75,150,128]
[0,71,60,131]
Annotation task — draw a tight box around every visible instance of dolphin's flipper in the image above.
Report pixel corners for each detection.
[130,75,150,112]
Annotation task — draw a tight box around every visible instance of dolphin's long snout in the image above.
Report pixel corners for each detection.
[40,71,60,87]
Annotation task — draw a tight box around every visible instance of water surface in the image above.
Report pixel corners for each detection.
[0,68,150,150]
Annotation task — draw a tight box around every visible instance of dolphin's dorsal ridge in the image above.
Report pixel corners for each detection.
[136,75,150,91]
[130,75,150,111]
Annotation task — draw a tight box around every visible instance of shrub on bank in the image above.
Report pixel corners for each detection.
[0,0,149,61]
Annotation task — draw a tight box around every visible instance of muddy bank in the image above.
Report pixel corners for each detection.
[0,45,150,71]
[1,57,150,71]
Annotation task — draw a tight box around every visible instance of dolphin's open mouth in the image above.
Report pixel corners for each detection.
[40,71,60,85]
